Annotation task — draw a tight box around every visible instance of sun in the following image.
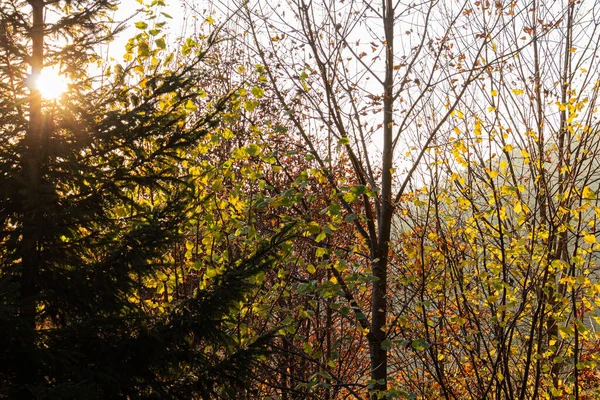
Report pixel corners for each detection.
[32,67,69,100]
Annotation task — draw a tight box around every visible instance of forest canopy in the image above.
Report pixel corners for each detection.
[2,0,600,399]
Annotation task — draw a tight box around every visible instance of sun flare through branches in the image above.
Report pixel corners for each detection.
[31,67,69,100]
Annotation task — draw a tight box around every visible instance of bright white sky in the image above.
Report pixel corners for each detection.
[109,0,186,59]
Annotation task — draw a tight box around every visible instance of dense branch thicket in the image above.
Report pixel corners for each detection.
[0,1,294,399]
[3,0,600,399]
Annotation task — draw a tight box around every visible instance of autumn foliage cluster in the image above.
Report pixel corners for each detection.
[2,0,600,399]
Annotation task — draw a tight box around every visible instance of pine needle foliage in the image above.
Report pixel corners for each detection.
[0,1,288,398]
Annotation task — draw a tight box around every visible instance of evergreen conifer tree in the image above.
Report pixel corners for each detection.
[0,1,285,398]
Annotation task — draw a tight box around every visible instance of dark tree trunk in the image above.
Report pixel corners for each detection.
[369,0,394,396]
[17,1,45,396]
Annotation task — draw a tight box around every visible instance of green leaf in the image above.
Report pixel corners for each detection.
[345,214,357,223]
[255,271,266,284]
[138,41,150,57]
[303,342,313,355]
[328,202,341,216]
[315,231,326,243]
[343,191,357,203]
[411,339,430,351]
[274,125,288,133]
[206,266,217,278]
[245,144,260,156]
[135,21,148,29]
[315,247,328,257]
[244,100,258,112]
[181,37,196,55]
[307,222,321,234]
[381,339,393,351]
[155,37,166,49]
[252,86,265,98]
[353,185,367,195]
[212,179,223,192]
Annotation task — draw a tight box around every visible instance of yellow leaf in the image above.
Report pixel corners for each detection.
[474,119,482,136]
[491,89,498,96]
[584,234,596,244]
[452,109,464,119]
[488,170,499,179]
[512,89,524,95]
[514,202,522,214]
[583,186,596,200]
[185,99,197,111]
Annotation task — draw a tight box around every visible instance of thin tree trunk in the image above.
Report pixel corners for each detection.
[18,0,45,396]
[370,0,394,396]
